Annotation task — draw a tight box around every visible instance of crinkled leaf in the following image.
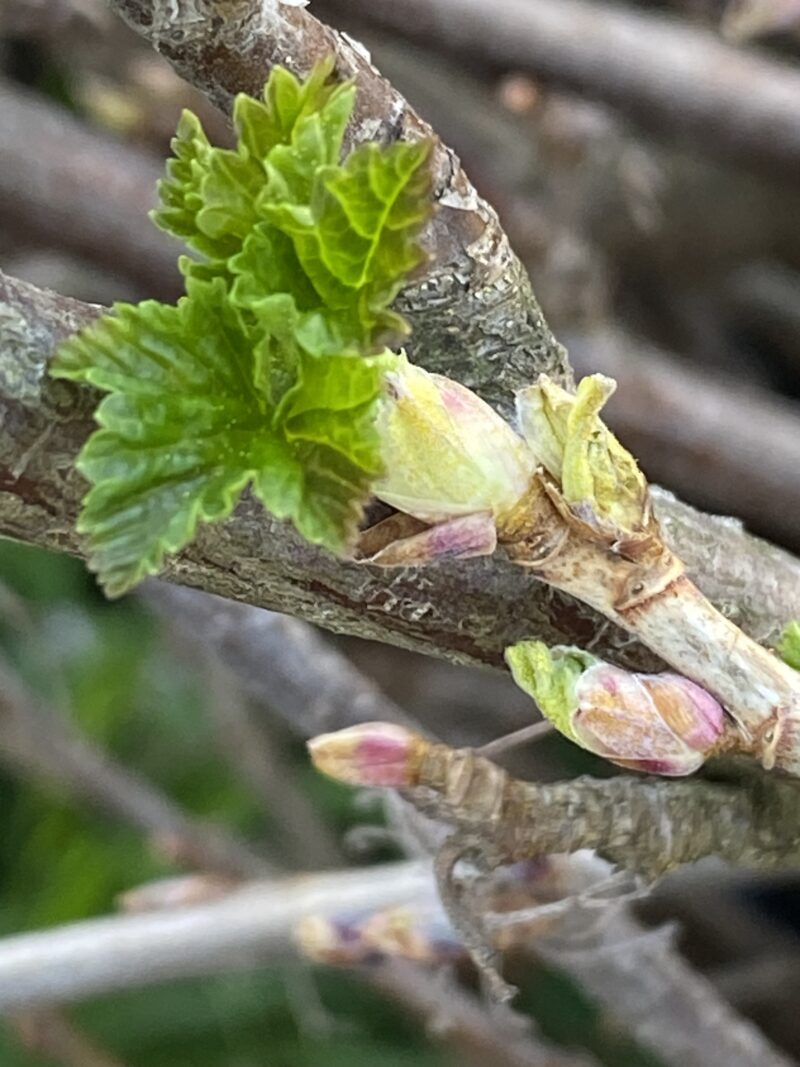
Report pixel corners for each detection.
[266,140,433,343]
[505,640,599,742]
[152,57,355,272]
[779,620,800,671]
[152,111,241,263]
[50,61,434,596]
[50,280,392,595]
[516,374,649,539]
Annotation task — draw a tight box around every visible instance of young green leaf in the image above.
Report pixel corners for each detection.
[779,621,800,671]
[505,641,598,742]
[266,140,433,342]
[50,60,433,597]
[51,279,395,595]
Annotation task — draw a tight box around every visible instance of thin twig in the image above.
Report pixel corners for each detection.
[0,861,433,1008]
[0,851,788,1067]
[0,652,272,879]
[407,737,800,877]
[535,908,795,1067]
[477,721,554,759]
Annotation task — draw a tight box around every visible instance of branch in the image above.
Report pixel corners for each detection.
[414,739,800,878]
[0,861,432,1008]
[535,907,796,1067]
[4,268,800,677]
[312,727,800,878]
[0,849,787,1067]
[0,79,179,298]
[323,0,800,182]
[8,84,800,555]
[0,269,660,671]
[0,652,271,879]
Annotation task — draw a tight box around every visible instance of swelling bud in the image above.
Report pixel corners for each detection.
[375,355,537,525]
[307,722,422,787]
[506,641,726,776]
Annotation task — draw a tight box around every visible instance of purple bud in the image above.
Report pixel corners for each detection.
[573,664,725,776]
[307,723,423,787]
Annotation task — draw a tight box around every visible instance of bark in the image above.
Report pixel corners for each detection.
[413,741,800,877]
[3,269,800,674]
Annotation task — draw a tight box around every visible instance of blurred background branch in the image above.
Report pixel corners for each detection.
[320,0,800,181]
[0,651,272,879]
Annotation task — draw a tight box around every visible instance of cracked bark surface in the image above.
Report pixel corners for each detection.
[2,269,800,672]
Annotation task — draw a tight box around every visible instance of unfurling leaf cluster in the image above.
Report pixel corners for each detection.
[50,58,433,596]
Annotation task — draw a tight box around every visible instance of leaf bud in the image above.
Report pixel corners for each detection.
[375,355,537,525]
[506,641,725,776]
[307,722,422,787]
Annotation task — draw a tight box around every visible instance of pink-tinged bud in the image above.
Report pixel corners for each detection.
[307,723,423,787]
[375,356,537,525]
[361,511,497,566]
[573,664,725,776]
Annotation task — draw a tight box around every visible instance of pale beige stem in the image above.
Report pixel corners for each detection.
[528,536,800,774]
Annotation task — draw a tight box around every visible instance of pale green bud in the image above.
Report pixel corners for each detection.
[375,355,537,524]
[515,374,650,542]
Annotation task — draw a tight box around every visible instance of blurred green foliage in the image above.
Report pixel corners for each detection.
[0,538,662,1067]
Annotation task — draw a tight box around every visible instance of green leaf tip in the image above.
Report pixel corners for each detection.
[778,621,800,671]
[50,58,434,596]
[515,374,650,543]
[504,640,599,742]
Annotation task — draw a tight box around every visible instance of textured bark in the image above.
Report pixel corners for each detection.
[4,270,800,674]
[413,741,800,877]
